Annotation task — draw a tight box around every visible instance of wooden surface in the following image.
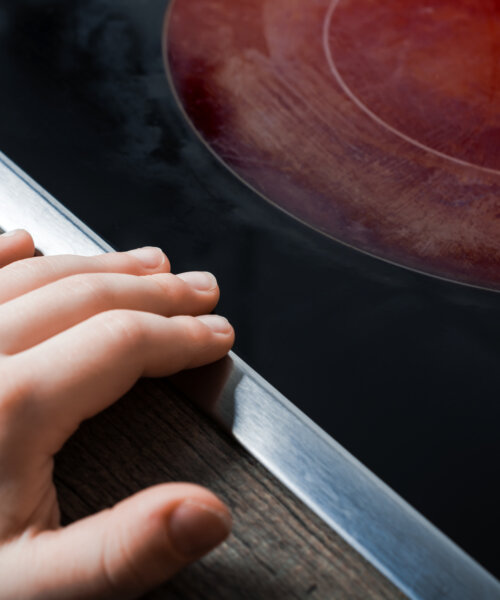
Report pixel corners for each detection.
[54,377,406,599]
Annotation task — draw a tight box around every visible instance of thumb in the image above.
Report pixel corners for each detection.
[6,483,232,600]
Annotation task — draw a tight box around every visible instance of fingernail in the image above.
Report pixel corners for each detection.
[1,229,22,237]
[177,271,217,291]
[127,247,165,269]
[169,500,232,557]
[197,314,232,334]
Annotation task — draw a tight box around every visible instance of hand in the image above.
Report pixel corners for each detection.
[0,230,234,599]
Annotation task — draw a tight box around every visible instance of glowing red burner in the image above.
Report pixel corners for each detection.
[166,0,500,290]
[326,0,500,173]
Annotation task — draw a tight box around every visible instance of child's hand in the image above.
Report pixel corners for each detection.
[0,230,234,599]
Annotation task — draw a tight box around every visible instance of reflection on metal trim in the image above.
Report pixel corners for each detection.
[0,153,109,256]
[0,151,498,599]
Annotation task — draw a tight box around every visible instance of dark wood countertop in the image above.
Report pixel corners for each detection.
[55,377,406,599]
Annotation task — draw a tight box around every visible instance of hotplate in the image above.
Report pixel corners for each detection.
[0,0,499,594]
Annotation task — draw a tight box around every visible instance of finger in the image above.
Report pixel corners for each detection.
[0,271,219,355]
[0,247,170,304]
[0,230,35,267]
[2,484,232,600]
[12,311,234,451]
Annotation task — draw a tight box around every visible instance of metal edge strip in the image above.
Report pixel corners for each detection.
[0,151,498,599]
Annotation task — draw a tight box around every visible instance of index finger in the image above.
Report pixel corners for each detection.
[0,246,170,304]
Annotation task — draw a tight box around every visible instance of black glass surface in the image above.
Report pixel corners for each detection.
[0,0,499,578]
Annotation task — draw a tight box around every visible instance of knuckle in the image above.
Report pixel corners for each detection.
[149,273,185,301]
[99,518,127,594]
[97,309,146,349]
[113,519,153,590]
[0,359,35,425]
[182,317,212,347]
[62,274,112,307]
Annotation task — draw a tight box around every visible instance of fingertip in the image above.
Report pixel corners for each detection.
[199,315,236,358]
[168,498,232,559]
[196,314,233,335]
[17,229,36,256]
[126,482,232,559]
[176,271,218,292]
[0,229,36,266]
[117,483,232,580]
[153,484,232,560]
[126,247,170,272]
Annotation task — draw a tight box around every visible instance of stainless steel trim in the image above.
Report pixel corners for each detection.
[1,151,499,600]
[0,153,110,256]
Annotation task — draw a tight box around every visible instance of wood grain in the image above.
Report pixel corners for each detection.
[54,378,406,599]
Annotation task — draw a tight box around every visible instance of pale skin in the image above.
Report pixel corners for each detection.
[0,229,235,599]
